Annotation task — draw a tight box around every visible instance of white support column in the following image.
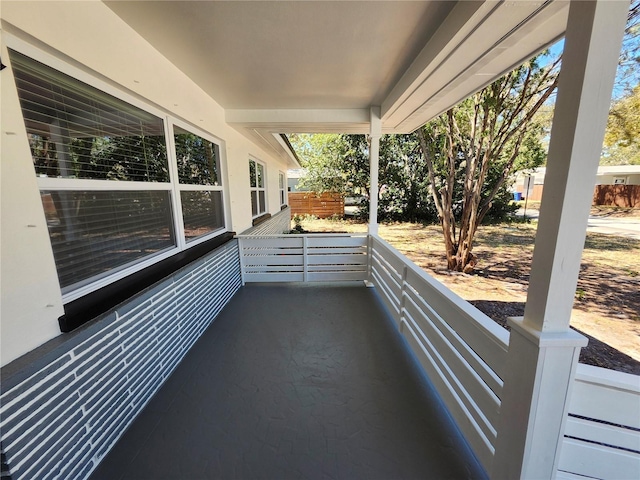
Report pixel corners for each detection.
[368,106,381,235]
[492,2,628,479]
[525,2,628,334]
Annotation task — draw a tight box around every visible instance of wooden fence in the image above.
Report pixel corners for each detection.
[593,185,640,207]
[288,192,344,218]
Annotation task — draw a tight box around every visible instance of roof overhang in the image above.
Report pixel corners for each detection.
[105,1,569,165]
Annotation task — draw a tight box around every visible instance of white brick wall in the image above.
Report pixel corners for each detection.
[0,241,242,480]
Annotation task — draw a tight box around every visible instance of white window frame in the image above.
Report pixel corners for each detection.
[167,119,230,248]
[279,171,287,207]
[249,157,267,218]
[7,36,231,303]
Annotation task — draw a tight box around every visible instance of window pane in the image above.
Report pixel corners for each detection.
[249,160,257,188]
[279,173,284,189]
[174,126,220,186]
[10,50,169,182]
[259,191,266,214]
[41,190,175,290]
[280,189,285,206]
[251,191,258,216]
[257,163,265,188]
[181,191,225,241]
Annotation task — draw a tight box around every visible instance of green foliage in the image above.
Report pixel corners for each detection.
[602,85,640,165]
[616,0,640,96]
[289,214,307,234]
[287,54,555,272]
[288,134,350,194]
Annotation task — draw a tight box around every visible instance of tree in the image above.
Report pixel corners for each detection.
[290,133,438,222]
[615,0,640,95]
[602,85,640,165]
[416,55,557,272]
[599,0,640,165]
[289,134,350,194]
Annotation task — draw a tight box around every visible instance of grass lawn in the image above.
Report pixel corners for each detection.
[296,215,640,374]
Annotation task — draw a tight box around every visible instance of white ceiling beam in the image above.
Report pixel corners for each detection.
[383,0,568,133]
[381,0,489,125]
[226,109,370,130]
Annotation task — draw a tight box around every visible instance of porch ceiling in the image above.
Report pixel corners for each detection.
[105,0,568,163]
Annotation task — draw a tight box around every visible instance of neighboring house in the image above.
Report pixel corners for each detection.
[287,168,310,192]
[1,2,638,480]
[515,165,640,203]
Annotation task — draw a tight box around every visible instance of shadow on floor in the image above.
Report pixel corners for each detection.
[469,299,640,375]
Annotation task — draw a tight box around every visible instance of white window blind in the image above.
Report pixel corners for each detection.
[11,50,229,297]
[173,125,225,241]
[10,51,177,293]
[10,51,169,183]
[249,159,266,217]
[40,190,175,289]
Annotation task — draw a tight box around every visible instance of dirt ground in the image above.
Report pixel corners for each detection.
[298,209,640,375]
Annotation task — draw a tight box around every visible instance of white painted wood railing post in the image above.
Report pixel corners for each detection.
[368,107,381,236]
[399,264,408,332]
[366,234,374,287]
[493,320,587,479]
[302,235,308,282]
[492,2,628,479]
[237,237,246,286]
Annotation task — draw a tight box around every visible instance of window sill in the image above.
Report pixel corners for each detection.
[58,231,236,332]
[252,213,272,226]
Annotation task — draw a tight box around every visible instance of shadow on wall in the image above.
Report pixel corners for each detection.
[593,185,640,207]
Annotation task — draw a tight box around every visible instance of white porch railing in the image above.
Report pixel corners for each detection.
[558,364,640,480]
[236,232,640,478]
[236,233,368,283]
[369,233,509,472]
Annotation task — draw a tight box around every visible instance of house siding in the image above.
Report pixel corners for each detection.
[0,240,242,480]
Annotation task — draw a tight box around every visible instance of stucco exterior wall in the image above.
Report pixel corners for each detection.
[0,1,288,366]
[1,39,64,367]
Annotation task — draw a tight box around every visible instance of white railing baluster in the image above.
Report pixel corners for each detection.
[399,264,408,333]
[237,237,246,286]
[366,234,374,286]
[303,236,308,282]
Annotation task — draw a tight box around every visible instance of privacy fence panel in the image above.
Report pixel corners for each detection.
[288,192,345,218]
[237,234,368,283]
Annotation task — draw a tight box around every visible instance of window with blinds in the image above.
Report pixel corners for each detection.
[10,50,227,297]
[41,190,175,289]
[10,51,169,182]
[174,125,225,240]
[279,172,286,206]
[249,158,266,217]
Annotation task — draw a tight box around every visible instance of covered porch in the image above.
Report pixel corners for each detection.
[1,1,638,479]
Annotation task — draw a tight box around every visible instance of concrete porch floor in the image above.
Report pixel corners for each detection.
[90,282,487,479]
